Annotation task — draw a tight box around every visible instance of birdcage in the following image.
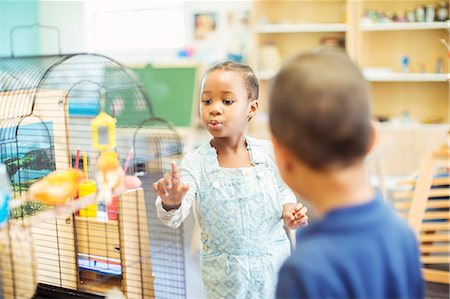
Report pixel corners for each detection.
[0,53,186,298]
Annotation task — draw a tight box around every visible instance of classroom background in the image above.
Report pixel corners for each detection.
[0,1,448,298]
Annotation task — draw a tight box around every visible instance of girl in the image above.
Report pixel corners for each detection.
[153,61,308,299]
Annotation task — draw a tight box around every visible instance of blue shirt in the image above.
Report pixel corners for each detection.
[276,194,424,299]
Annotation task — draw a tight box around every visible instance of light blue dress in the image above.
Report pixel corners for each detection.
[156,137,296,299]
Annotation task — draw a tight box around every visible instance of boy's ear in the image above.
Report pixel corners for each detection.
[271,135,294,173]
[366,121,379,155]
[247,100,259,120]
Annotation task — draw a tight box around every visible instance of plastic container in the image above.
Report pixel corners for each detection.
[0,164,11,227]
[78,180,97,217]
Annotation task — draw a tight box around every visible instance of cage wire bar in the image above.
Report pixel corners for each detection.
[0,53,186,299]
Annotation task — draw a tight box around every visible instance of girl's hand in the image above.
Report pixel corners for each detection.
[283,203,308,230]
[153,161,189,210]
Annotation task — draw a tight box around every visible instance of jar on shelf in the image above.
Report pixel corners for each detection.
[425,5,436,22]
[394,11,406,22]
[416,6,426,22]
[406,8,416,22]
[437,1,448,21]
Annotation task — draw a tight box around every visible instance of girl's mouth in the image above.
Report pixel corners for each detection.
[208,120,222,129]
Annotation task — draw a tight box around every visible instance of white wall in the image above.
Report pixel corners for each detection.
[0,1,40,57]
[39,1,85,55]
[36,0,251,64]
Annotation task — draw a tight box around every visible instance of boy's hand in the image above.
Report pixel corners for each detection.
[283,203,308,230]
[153,161,189,210]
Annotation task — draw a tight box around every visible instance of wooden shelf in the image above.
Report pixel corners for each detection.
[256,23,347,33]
[360,21,449,32]
[364,73,448,82]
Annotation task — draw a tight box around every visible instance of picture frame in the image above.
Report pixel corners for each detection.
[194,12,217,40]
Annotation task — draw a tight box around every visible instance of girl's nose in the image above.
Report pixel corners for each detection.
[209,102,222,115]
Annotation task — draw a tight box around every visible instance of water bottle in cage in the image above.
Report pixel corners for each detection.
[0,163,11,227]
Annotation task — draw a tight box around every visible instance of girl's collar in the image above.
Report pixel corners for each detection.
[199,136,265,167]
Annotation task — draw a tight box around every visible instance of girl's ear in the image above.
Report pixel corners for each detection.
[247,100,259,120]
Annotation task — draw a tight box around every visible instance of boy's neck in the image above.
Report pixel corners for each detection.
[298,164,375,217]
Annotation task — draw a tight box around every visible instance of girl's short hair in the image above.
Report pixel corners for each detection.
[205,61,259,101]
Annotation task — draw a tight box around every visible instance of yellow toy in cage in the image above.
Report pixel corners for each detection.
[76,110,118,218]
[91,111,117,221]
[91,111,117,152]
[91,111,141,206]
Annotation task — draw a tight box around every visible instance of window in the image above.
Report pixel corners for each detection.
[85,2,185,51]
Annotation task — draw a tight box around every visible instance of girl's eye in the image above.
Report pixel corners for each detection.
[223,99,234,105]
[201,99,212,105]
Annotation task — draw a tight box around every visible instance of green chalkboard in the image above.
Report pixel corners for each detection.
[130,64,198,127]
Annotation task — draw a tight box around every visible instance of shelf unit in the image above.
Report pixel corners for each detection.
[252,0,347,70]
[251,0,449,123]
[250,0,348,138]
[355,1,448,125]
[250,0,449,175]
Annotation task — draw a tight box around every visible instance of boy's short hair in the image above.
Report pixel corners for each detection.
[269,48,372,170]
[205,61,259,101]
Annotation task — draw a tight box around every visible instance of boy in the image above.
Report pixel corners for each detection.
[269,48,424,298]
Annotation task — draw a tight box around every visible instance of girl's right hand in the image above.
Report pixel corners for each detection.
[153,161,189,209]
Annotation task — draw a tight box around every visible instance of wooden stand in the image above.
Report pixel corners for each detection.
[0,222,38,299]
[119,188,154,298]
[394,144,450,284]
[32,215,78,289]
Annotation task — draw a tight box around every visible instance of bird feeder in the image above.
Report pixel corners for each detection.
[91,112,117,151]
